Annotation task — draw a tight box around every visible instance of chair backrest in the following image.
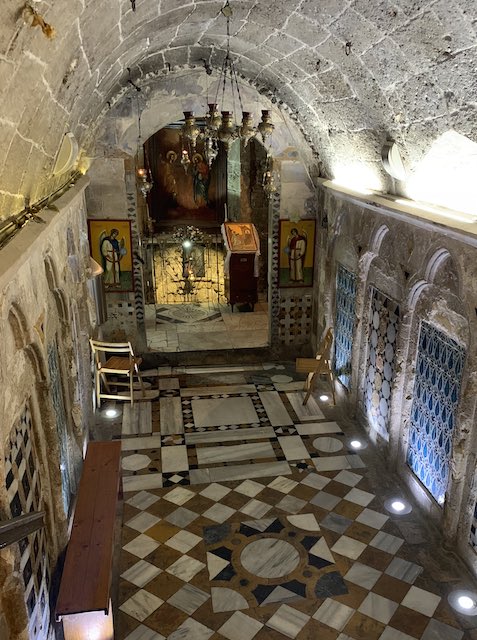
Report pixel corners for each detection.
[316,328,333,361]
[89,339,135,366]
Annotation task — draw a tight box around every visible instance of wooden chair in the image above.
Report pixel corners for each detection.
[89,339,145,407]
[295,328,336,406]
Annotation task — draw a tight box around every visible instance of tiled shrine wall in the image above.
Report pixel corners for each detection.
[318,187,477,577]
[0,179,94,639]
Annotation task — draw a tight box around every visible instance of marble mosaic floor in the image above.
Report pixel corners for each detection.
[144,303,269,352]
[112,364,477,640]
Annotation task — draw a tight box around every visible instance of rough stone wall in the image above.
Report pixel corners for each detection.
[318,186,477,576]
[1,1,476,221]
[0,179,94,639]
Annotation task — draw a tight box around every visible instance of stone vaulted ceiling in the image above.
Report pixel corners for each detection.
[1,0,476,220]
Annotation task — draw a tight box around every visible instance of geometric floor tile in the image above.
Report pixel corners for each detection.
[126,512,161,533]
[167,583,210,614]
[331,535,367,560]
[344,562,381,589]
[165,530,202,553]
[166,555,206,582]
[266,604,311,638]
[421,619,464,639]
[358,592,399,624]
[370,531,404,555]
[384,557,422,583]
[356,508,389,530]
[119,589,164,621]
[203,516,347,612]
[121,559,162,587]
[218,611,264,640]
[123,534,160,559]
[313,599,355,630]
[126,491,160,510]
[167,618,214,640]
[124,625,165,640]
[401,586,440,617]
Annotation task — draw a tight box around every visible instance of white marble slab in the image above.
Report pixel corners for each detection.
[313,600,355,631]
[161,445,188,473]
[345,487,375,506]
[126,511,161,533]
[218,611,263,640]
[124,624,165,640]
[286,392,325,421]
[296,422,343,435]
[192,397,259,427]
[240,499,272,519]
[165,530,202,554]
[209,461,291,483]
[197,441,275,465]
[122,435,162,451]
[401,586,440,616]
[126,490,159,510]
[186,427,274,445]
[266,604,310,638]
[162,486,195,505]
[313,455,365,472]
[119,589,163,621]
[278,435,309,461]
[160,397,184,434]
[268,476,298,493]
[168,618,214,640]
[122,402,152,437]
[202,503,236,523]
[189,468,211,485]
[166,555,205,582]
[334,470,363,487]
[123,534,159,559]
[370,531,404,554]
[358,592,399,624]
[123,473,163,492]
[182,365,263,375]
[356,508,389,530]
[313,436,343,452]
[181,384,257,397]
[258,391,294,426]
[331,535,367,560]
[167,583,210,615]
[121,559,162,587]
[385,557,422,583]
[344,562,381,589]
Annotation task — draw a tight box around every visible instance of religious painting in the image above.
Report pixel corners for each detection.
[88,219,134,292]
[145,127,219,226]
[223,222,259,252]
[278,219,315,287]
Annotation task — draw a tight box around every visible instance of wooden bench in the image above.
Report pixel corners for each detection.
[56,441,122,639]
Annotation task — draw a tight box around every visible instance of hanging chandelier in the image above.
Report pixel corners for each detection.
[180,0,274,167]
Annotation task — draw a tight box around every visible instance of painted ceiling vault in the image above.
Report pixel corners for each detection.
[1,0,476,219]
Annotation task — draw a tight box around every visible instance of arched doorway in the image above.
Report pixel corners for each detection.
[141,120,273,353]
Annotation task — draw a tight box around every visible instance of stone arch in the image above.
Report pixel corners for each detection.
[393,243,471,533]
[7,303,29,351]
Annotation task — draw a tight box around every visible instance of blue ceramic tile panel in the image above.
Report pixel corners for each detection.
[5,406,51,640]
[363,288,400,441]
[333,264,357,389]
[407,322,465,505]
[47,342,71,514]
[470,501,477,552]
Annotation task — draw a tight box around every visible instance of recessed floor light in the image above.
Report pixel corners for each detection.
[319,394,329,401]
[448,590,477,615]
[384,498,412,515]
[348,439,367,450]
[105,408,118,418]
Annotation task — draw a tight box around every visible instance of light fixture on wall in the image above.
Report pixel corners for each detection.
[180,0,274,165]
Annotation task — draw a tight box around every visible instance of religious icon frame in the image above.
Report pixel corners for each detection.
[88,219,134,293]
[278,219,316,287]
[223,222,259,253]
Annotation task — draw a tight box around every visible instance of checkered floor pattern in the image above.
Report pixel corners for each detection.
[115,368,471,640]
